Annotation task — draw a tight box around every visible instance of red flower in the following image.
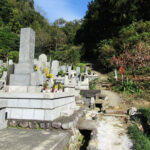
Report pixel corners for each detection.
[119,66,125,75]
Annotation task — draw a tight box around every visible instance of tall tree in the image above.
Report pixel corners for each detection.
[76,0,150,62]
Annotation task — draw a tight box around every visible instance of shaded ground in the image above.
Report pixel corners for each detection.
[0,128,71,150]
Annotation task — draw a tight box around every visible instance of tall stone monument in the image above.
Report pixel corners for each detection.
[10,28,35,86]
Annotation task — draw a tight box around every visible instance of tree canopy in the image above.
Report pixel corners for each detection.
[76,0,150,72]
[0,0,82,64]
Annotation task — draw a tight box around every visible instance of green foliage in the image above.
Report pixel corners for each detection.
[76,63,86,73]
[0,0,12,24]
[89,78,98,90]
[8,51,19,63]
[138,107,150,123]
[58,70,65,77]
[0,0,82,62]
[76,0,150,72]
[0,25,19,59]
[112,80,143,94]
[62,20,81,44]
[96,40,116,72]
[128,125,150,150]
[51,45,81,65]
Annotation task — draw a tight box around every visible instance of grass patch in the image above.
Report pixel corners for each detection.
[128,125,150,150]
[138,107,150,124]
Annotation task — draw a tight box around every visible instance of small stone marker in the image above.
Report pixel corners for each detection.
[76,67,80,75]
[85,67,88,75]
[8,59,13,65]
[51,60,59,76]
[0,60,3,66]
[60,65,67,73]
[39,54,48,71]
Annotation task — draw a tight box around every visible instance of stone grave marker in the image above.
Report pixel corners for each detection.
[60,65,67,73]
[8,59,13,65]
[85,67,88,75]
[39,54,47,70]
[0,60,3,67]
[51,60,59,76]
[10,28,35,85]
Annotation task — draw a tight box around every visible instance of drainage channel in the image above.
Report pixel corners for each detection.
[79,129,92,150]
[77,109,133,150]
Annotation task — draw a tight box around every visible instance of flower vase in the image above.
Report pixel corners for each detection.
[51,88,55,93]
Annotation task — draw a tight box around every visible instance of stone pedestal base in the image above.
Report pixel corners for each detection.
[14,63,33,74]
[0,93,76,121]
[10,74,31,86]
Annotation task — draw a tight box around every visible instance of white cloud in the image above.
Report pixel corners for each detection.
[34,0,89,22]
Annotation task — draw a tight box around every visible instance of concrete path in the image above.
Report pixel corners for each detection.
[101,90,122,107]
[97,116,133,150]
[0,128,71,150]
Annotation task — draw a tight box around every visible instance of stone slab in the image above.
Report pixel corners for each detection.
[0,92,75,99]
[14,63,34,74]
[9,74,31,86]
[0,128,71,150]
[0,100,7,108]
[7,86,42,93]
[6,97,75,109]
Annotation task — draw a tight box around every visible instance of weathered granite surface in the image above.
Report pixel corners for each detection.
[0,92,76,121]
[0,128,71,150]
[10,28,35,86]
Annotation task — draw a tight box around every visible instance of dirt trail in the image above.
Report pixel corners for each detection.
[88,65,122,107]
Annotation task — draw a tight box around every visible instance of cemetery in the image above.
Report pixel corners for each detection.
[0,28,134,150]
[1,26,144,150]
[0,27,102,149]
[1,0,150,149]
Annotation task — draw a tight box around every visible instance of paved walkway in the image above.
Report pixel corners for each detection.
[0,128,71,150]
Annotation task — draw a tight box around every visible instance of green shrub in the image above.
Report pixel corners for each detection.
[8,51,19,63]
[138,107,150,123]
[89,78,98,90]
[128,125,150,150]
[78,63,86,73]
[58,70,65,77]
[112,80,143,94]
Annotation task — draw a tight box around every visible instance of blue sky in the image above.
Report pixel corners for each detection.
[34,0,91,23]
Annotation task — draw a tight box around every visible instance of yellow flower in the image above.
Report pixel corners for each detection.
[59,84,62,88]
[49,74,54,78]
[35,66,39,71]
[46,73,49,77]
[44,67,49,73]
[54,85,58,89]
